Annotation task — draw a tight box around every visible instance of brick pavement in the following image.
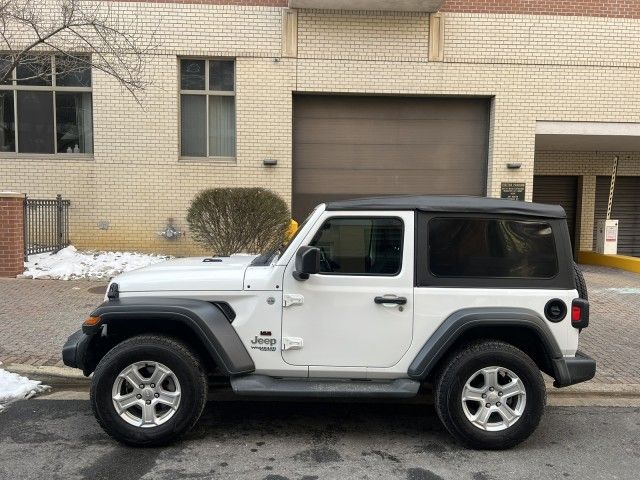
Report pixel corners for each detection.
[0,266,638,384]
[577,265,640,384]
[0,279,106,367]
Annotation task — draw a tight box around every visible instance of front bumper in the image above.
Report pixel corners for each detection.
[62,329,93,375]
[552,350,597,388]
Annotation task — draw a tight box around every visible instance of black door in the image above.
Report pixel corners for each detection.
[594,176,640,257]
[533,175,579,253]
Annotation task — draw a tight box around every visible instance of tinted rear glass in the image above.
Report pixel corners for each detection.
[428,218,558,278]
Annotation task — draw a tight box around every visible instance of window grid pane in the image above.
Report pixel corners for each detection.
[208,95,235,157]
[0,91,15,152]
[0,55,12,85]
[180,59,206,90]
[16,55,52,86]
[180,58,236,158]
[17,90,55,154]
[181,94,207,157]
[56,92,93,154]
[55,55,92,87]
[0,54,93,155]
[209,60,234,92]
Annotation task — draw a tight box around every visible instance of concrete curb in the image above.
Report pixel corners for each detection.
[4,364,89,389]
[546,382,640,396]
[6,363,640,398]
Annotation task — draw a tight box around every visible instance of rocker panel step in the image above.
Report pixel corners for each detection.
[230,375,420,398]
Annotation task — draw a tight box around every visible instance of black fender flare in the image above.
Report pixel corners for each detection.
[407,307,563,381]
[88,297,255,376]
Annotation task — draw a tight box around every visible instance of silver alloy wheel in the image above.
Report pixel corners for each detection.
[461,366,526,432]
[111,361,182,428]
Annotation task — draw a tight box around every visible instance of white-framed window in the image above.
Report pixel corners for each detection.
[0,54,93,155]
[179,58,236,159]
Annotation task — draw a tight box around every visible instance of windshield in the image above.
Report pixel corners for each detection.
[250,211,314,266]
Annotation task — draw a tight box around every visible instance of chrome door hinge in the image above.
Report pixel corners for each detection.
[283,294,304,307]
[282,337,304,351]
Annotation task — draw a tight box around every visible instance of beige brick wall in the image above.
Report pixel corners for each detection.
[297,10,429,61]
[535,151,640,178]
[535,151,640,250]
[446,13,640,67]
[1,4,639,254]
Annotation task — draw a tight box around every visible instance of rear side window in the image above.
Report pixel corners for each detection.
[428,218,558,279]
[310,217,403,275]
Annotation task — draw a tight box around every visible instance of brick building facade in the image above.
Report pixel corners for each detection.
[1,0,639,256]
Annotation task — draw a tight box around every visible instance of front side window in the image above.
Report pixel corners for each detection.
[310,217,403,275]
[428,217,558,279]
[180,58,236,158]
[0,54,93,154]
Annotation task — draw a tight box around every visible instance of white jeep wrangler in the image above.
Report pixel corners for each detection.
[63,196,595,450]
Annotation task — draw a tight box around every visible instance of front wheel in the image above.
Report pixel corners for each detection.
[90,335,208,447]
[434,340,546,450]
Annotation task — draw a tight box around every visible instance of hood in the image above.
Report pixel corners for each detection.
[112,255,257,292]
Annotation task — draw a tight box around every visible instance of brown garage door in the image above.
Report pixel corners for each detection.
[594,176,640,257]
[292,95,490,220]
[533,175,579,252]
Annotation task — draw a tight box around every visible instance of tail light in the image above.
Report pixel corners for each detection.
[571,298,589,329]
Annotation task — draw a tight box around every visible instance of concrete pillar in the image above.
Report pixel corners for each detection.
[578,176,596,252]
[282,9,298,58]
[0,192,25,277]
[428,12,445,62]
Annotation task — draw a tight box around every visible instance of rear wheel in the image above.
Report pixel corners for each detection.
[90,335,208,447]
[434,340,545,450]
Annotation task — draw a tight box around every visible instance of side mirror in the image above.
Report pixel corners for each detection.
[293,246,320,281]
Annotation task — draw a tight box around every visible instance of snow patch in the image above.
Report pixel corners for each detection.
[0,364,50,411]
[23,246,171,280]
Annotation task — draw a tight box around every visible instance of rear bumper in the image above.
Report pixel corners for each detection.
[552,350,597,388]
[62,329,93,375]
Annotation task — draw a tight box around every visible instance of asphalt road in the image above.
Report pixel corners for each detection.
[0,400,638,480]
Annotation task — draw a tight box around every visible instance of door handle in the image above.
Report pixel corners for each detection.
[374,296,407,306]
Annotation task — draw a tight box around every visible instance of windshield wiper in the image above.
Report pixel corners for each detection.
[250,248,280,266]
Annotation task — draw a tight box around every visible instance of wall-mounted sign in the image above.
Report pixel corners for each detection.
[501,182,526,201]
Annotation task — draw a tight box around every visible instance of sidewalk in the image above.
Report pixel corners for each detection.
[577,265,640,385]
[1,265,639,387]
[0,279,105,367]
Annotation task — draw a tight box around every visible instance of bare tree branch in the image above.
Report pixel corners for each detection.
[0,0,156,102]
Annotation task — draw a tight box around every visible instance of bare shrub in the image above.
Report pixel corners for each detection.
[187,188,291,256]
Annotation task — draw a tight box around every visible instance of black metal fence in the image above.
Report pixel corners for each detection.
[24,194,71,257]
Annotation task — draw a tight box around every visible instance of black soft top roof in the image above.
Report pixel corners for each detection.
[324,195,566,219]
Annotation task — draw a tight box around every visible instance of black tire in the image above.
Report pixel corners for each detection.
[90,335,208,447]
[434,340,546,450]
[573,262,588,300]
